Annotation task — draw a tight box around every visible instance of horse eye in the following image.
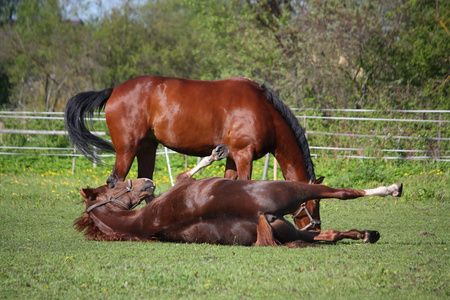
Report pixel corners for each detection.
[109,183,116,189]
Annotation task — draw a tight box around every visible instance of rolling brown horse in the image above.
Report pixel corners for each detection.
[75,147,403,247]
[65,76,320,230]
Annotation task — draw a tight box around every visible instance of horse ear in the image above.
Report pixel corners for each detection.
[80,188,97,200]
[313,176,325,185]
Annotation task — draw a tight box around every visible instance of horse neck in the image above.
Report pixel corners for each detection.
[262,84,315,183]
[89,205,149,239]
[273,124,311,183]
[89,186,188,240]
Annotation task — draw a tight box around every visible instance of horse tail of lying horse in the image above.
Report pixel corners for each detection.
[65,88,116,161]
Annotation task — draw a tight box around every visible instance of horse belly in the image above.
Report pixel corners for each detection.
[161,219,257,246]
[151,107,273,158]
[151,110,223,156]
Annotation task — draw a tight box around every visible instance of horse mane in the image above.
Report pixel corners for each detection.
[261,84,316,181]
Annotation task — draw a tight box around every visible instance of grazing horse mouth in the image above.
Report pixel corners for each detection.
[140,178,156,199]
[141,184,156,195]
[140,179,156,203]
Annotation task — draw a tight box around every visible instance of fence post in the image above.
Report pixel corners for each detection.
[262,153,270,180]
[93,147,97,168]
[72,146,77,174]
[303,115,308,140]
[273,157,278,180]
[438,112,442,159]
[165,147,174,186]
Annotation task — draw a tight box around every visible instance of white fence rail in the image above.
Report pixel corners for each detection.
[1,110,449,162]
[294,109,449,161]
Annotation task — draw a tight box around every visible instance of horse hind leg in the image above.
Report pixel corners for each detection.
[268,217,317,248]
[254,215,279,247]
[177,145,230,180]
[106,127,143,184]
[108,146,155,184]
[107,152,135,184]
[314,183,403,200]
[364,183,403,197]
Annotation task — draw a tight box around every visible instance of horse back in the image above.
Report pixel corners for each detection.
[105,76,279,157]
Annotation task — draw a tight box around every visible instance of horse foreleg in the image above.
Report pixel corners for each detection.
[276,228,380,245]
[136,140,158,180]
[224,158,238,180]
[310,229,380,244]
[231,147,254,180]
[264,216,380,246]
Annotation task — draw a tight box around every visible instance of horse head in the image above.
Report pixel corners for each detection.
[75,178,155,241]
[80,178,156,213]
[292,176,325,231]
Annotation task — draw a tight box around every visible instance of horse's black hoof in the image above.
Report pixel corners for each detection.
[215,144,230,159]
[106,175,120,184]
[363,230,380,243]
[394,183,403,197]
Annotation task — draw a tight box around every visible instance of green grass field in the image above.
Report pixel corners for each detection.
[0,155,449,299]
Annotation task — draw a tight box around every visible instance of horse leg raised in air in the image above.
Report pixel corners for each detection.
[75,146,403,247]
[65,76,320,230]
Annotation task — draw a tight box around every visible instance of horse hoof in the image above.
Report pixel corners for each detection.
[392,183,403,197]
[363,230,380,243]
[214,144,230,160]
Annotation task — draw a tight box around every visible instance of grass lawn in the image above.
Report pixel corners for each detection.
[0,156,449,298]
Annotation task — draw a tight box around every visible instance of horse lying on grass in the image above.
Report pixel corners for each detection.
[75,147,403,247]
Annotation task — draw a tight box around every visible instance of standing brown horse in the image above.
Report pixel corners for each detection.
[75,147,403,246]
[65,76,319,230]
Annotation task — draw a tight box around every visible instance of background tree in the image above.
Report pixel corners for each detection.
[1,0,98,110]
[0,0,18,23]
[381,0,449,109]
[0,0,448,110]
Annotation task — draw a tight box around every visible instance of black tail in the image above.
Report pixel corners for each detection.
[65,88,115,161]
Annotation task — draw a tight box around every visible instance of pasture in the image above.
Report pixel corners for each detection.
[0,155,449,299]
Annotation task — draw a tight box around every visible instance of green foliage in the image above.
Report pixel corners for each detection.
[1,0,447,111]
[0,0,19,23]
[376,0,450,110]
[1,0,99,110]
[0,66,11,107]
